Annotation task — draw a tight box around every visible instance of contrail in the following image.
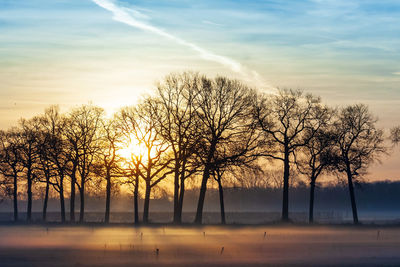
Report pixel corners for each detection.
[92,0,274,89]
[92,0,242,71]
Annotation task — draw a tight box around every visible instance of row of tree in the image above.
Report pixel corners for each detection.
[0,72,398,224]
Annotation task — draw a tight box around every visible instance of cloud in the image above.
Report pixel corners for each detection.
[202,20,224,27]
[91,0,273,89]
[393,72,400,75]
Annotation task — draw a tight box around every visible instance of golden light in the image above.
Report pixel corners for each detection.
[117,136,147,161]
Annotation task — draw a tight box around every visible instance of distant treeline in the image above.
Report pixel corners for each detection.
[0,72,399,225]
[1,181,400,222]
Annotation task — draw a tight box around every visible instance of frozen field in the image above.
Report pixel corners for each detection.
[1,225,400,266]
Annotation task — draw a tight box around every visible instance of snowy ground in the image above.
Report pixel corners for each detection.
[0,225,400,266]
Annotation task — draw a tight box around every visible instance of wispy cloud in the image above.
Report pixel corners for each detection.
[91,0,272,88]
[202,20,224,27]
[393,72,400,75]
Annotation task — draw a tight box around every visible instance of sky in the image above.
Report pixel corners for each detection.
[0,0,399,180]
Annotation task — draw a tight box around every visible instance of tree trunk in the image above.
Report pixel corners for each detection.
[194,164,211,224]
[173,163,180,224]
[27,168,32,222]
[104,170,111,224]
[281,144,290,222]
[59,184,65,223]
[309,178,315,224]
[177,175,185,223]
[217,178,226,225]
[346,165,359,224]
[70,166,76,222]
[134,175,139,225]
[195,142,216,224]
[13,174,18,222]
[42,176,50,222]
[79,182,85,223]
[143,180,151,223]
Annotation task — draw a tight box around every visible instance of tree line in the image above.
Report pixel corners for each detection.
[0,72,398,225]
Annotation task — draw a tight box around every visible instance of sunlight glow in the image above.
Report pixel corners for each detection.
[118,136,147,161]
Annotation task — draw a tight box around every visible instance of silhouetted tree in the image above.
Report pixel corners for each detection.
[150,72,202,224]
[296,108,336,223]
[331,104,386,224]
[0,128,23,221]
[116,103,173,224]
[391,126,400,145]
[211,166,227,224]
[115,107,143,224]
[39,106,69,222]
[35,123,57,222]
[138,101,173,223]
[98,118,123,223]
[210,164,247,225]
[19,117,41,222]
[193,76,255,224]
[254,89,324,222]
[234,167,270,189]
[64,105,104,222]
[210,117,263,224]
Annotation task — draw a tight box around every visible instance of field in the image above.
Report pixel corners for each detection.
[1,225,400,266]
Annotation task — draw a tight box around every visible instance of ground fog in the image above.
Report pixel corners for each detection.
[0,225,400,266]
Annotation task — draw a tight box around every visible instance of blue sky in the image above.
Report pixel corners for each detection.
[0,0,400,178]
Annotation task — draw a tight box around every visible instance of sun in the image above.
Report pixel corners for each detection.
[117,136,147,161]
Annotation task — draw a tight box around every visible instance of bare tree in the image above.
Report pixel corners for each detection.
[36,106,71,222]
[39,106,70,222]
[115,108,143,224]
[124,164,142,224]
[116,103,173,224]
[136,101,173,223]
[0,128,24,221]
[296,108,336,223]
[64,117,79,222]
[35,124,57,222]
[64,105,104,223]
[150,72,202,224]
[254,89,324,222]
[331,104,386,224]
[234,167,270,189]
[391,126,400,145]
[211,163,260,225]
[210,119,263,224]
[19,117,41,222]
[211,166,227,224]
[98,118,124,223]
[193,76,256,224]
